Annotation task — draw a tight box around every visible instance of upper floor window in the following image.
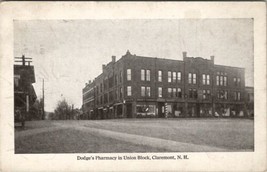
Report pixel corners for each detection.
[141,86,151,97]
[146,70,151,81]
[237,78,241,86]
[127,69,131,81]
[168,88,172,97]
[224,76,227,86]
[233,77,241,86]
[237,92,240,100]
[127,86,132,96]
[177,72,182,82]
[217,72,227,86]
[146,87,151,97]
[234,91,241,101]
[193,73,197,84]
[172,88,177,98]
[202,74,206,85]
[203,90,206,99]
[158,87,162,98]
[14,75,20,87]
[220,76,223,86]
[207,75,210,85]
[177,88,182,98]
[168,71,172,83]
[173,72,177,83]
[193,89,197,98]
[202,89,211,100]
[141,69,145,81]
[189,88,197,98]
[120,71,123,83]
[188,73,192,84]
[120,87,123,98]
[158,70,162,82]
[217,90,228,100]
[188,73,196,84]
[216,76,219,86]
[202,74,210,85]
[141,86,146,96]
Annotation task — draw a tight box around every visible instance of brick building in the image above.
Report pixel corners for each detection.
[82,50,248,119]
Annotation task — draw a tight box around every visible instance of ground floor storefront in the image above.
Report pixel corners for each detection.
[84,100,248,119]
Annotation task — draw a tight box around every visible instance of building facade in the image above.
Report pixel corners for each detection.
[245,86,254,117]
[82,50,248,119]
[14,55,37,125]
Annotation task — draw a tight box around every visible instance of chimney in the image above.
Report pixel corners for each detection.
[210,55,215,63]
[102,64,106,71]
[182,51,187,61]
[112,56,116,62]
[89,80,91,84]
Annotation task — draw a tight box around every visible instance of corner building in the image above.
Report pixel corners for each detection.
[82,50,246,119]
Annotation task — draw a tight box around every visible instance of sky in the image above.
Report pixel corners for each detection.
[14,19,254,112]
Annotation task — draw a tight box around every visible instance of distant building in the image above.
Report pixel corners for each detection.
[82,50,249,119]
[245,87,254,117]
[14,55,37,124]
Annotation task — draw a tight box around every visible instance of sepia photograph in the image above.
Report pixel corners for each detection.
[14,19,254,153]
[0,2,266,172]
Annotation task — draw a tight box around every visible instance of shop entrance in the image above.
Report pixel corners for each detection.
[126,103,132,118]
[158,102,165,118]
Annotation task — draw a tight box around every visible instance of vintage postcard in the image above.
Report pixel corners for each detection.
[0,2,266,172]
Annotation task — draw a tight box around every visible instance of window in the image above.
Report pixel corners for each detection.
[120,87,123,98]
[168,71,172,82]
[207,90,211,99]
[220,76,223,86]
[218,90,227,100]
[127,69,131,81]
[127,86,132,96]
[114,74,117,85]
[234,91,241,100]
[203,90,206,99]
[158,70,162,82]
[216,76,219,86]
[234,77,237,86]
[188,73,192,84]
[141,86,146,97]
[173,72,176,82]
[168,88,172,97]
[193,89,197,98]
[193,74,197,84]
[177,72,181,82]
[177,88,182,98]
[158,87,162,98]
[202,74,206,85]
[207,75,210,85]
[224,76,227,86]
[189,89,193,98]
[202,74,210,85]
[146,87,151,97]
[146,70,151,81]
[14,75,20,87]
[237,78,241,86]
[237,92,241,100]
[141,69,145,81]
[120,71,122,83]
[173,88,177,97]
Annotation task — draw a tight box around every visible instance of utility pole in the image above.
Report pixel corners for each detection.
[42,78,45,120]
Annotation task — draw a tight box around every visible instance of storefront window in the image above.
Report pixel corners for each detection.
[136,104,156,117]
